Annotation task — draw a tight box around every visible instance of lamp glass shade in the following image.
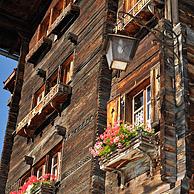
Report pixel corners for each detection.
[106,34,139,70]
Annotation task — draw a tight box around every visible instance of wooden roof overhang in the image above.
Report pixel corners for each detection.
[0,0,52,58]
[3,68,17,93]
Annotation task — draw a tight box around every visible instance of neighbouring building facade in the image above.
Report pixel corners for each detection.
[1,0,194,194]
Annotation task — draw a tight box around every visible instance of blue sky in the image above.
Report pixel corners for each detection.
[0,56,17,156]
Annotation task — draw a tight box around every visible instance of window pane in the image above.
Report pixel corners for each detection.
[134,91,143,111]
[53,156,58,165]
[120,96,125,121]
[37,167,43,179]
[134,109,144,125]
[53,166,58,176]
[147,86,151,102]
[147,103,151,121]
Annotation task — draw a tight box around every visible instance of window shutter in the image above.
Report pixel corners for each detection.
[150,65,160,127]
[107,96,119,127]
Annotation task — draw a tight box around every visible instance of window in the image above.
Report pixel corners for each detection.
[47,70,58,93]
[124,0,138,12]
[33,85,45,108]
[61,54,74,84]
[29,0,75,49]
[38,14,50,40]
[51,152,62,179]
[18,143,62,189]
[51,0,64,25]
[20,172,31,186]
[132,85,151,126]
[36,164,46,179]
[107,78,151,127]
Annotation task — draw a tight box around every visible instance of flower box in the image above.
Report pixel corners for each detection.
[90,122,159,179]
[31,183,55,194]
[99,133,158,172]
[10,174,56,194]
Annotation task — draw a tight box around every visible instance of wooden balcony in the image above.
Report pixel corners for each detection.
[32,184,55,194]
[47,3,80,36]
[100,133,158,174]
[26,36,52,65]
[16,83,71,137]
[117,0,164,35]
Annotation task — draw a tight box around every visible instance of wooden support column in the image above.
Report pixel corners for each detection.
[0,38,29,194]
[178,25,194,193]
[159,19,177,183]
[173,24,190,193]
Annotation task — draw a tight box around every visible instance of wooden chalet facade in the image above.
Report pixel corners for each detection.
[1,0,194,194]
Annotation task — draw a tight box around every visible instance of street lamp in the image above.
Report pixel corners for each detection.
[106,34,139,71]
[105,11,180,71]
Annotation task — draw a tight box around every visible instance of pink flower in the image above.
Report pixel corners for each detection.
[89,148,98,157]
[117,143,123,149]
[146,127,153,133]
[28,175,38,183]
[120,134,125,140]
[113,136,120,143]
[50,174,57,181]
[100,134,104,140]
[127,125,134,131]
[94,141,102,150]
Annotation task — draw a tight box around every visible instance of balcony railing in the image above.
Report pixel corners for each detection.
[27,1,80,65]
[47,2,80,36]
[117,0,152,31]
[16,83,71,137]
[99,132,158,187]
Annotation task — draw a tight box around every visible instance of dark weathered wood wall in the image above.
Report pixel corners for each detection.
[5,0,194,194]
[6,0,113,193]
[104,1,194,194]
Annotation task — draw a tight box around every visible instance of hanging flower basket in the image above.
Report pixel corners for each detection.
[10,174,56,194]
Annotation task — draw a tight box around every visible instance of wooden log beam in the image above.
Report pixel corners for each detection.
[0,38,29,194]
[159,19,177,183]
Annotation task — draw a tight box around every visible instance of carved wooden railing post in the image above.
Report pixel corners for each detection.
[0,37,29,194]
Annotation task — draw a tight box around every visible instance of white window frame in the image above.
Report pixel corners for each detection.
[36,164,46,179]
[146,85,151,124]
[132,85,151,126]
[51,152,62,180]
